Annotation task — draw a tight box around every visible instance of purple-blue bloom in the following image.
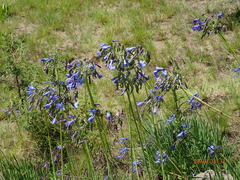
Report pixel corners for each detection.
[155,95,164,101]
[136,102,144,107]
[153,67,165,78]
[99,43,107,47]
[153,106,157,115]
[216,12,223,18]
[107,60,116,70]
[65,120,75,127]
[102,45,111,50]
[28,84,36,91]
[44,102,53,109]
[119,137,129,144]
[188,92,202,110]
[167,114,175,123]
[73,101,79,108]
[56,103,64,110]
[50,116,57,124]
[192,25,202,31]
[41,58,54,62]
[177,130,187,138]
[193,18,200,24]
[138,60,146,68]
[234,66,240,72]
[126,47,136,52]
[111,76,119,84]
[106,111,112,121]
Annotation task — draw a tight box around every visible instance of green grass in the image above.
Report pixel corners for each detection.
[1,0,240,179]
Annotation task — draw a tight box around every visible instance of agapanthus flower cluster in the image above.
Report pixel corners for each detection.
[153,67,184,92]
[26,81,80,127]
[192,13,224,38]
[97,40,150,93]
[66,60,102,89]
[188,92,203,110]
[154,151,168,165]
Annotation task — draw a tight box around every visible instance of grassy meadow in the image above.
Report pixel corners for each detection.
[1,0,240,179]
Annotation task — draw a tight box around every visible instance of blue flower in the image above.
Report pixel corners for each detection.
[154,152,168,164]
[234,66,240,76]
[111,76,119,84]
[177,130,187,138]
[126,47,136,52]
[138,60,146,68]
[56,103,64,110]
[153,67,165,78]
[103,55,108,61]
[123,59,128,67]
[207,145,221,155]
[73,101,79,108]
[96,51,101,56]
[50,116,57,124]
[44,102,53,109]
[119,147,129,154]
[96,73,103,79]
[107,60,116,70]
[193,18,200,24]
[117,147,129,160]
[102,45,111,50]
[119,137,129,144]
[182,124,187,128]
[188,92,202,110]
[65,120,75,127]
[132,160,141,173]
[106,111,112,121]
[216,12,223,18]
[99,43,107,47]
[153,106,157,115]
[41,58,54,62]
[26,91,34,96]
[192,25,202,31]
[167,114,175,123]
[155,95,164,101]
[136,102,144,107]
[28,84,36,91]
[88,109,97,123]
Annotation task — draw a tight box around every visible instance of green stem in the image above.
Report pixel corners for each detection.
[85,76,113,179]
[126,90,152,179]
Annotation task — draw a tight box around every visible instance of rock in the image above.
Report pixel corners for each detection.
[194,169,233,180]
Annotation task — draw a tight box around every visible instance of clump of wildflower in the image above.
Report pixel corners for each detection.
[188,92,203,110]
[192,13,224,38]
[98,41,150,93]
[154,151,168,165]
